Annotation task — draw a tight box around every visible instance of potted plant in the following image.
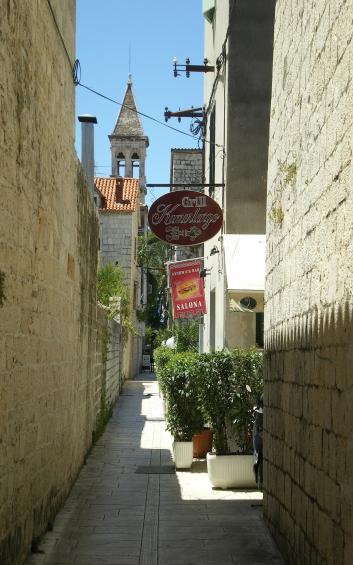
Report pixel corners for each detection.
[192,427,213,459]
[230,347,263,453]
[196,349,263,488]
[154,345,175,412]
[158,352,204,469]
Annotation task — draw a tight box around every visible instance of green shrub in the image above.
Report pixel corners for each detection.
[230,348,263,453]
[97,262,129,310]
[160,352,204,441]
[195,348,263,454]
[175,321,199,352]
[195,351,234,453]
[154,345,175,396]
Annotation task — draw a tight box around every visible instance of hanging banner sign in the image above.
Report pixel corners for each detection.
[148,190,223,246]
[169,259,207,319]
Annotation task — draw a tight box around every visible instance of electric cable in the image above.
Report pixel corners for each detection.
[47,0,73,71]
[74,70,224,150]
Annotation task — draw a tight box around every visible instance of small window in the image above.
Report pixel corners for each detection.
[132,160,139,178]
[131,153,140,179]
[117,152,125,176]
[117,160,125,176]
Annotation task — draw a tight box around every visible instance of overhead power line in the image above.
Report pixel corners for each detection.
[73,62,224,149]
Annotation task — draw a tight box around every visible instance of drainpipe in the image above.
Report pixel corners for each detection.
[78,115,97,199]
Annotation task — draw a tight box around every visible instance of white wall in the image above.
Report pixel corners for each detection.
[201,1,229,352]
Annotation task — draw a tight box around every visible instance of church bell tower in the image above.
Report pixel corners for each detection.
[109,75,149,200]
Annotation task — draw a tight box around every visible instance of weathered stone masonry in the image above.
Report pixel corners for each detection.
[0,2,121,563]
[264,1,353,564]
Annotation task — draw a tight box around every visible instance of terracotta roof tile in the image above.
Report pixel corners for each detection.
[95,176,139,212]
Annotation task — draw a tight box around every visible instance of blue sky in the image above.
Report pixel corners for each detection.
[75,0,204,206]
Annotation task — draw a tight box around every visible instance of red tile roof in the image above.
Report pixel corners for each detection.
[95,176,139,212]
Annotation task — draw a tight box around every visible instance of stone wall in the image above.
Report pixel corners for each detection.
[170,149,203,186]
[100,212,134,279]
[105,317,122,406]
[264,1,353,563]
[100,210,141,379]
[170,149,203,262]
[0,2,121,563]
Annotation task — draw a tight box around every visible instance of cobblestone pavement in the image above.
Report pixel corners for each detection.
[25,373,284,565]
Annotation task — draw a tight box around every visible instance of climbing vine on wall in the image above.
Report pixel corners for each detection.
[269,158,298,227]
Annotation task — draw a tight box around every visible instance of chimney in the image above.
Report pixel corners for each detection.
[78,115,97,198]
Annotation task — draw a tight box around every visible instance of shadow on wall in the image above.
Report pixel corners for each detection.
[264,300,353,564]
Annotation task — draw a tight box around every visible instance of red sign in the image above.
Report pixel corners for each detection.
[148,190,223,246]
[169,259,207,319]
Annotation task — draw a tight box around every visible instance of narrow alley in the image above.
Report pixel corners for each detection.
[25,374,283,565]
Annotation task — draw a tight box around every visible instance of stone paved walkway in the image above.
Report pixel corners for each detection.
[25,373,284,565]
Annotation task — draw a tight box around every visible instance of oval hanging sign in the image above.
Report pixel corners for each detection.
[148,191,223,246]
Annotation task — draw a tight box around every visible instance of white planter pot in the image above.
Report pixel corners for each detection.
[173,441,193,469]
[207,453,256,489]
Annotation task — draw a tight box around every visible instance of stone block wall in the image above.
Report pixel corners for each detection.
[100,211,141,380]
[170,149,203,186]
[264,1,353,563]
[106,317,122,406]
[170,149,203,261]
[0,2,121,563]
[100,212,133,279]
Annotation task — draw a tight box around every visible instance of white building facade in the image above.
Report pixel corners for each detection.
[200,0,276,352]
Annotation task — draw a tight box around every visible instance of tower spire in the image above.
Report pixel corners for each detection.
[111,78,144,137]
[108,79,149,190]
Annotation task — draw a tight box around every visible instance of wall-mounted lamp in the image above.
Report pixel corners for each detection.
[210,245,219,256]
[200,268,211,278]
[164,106,204,123]
[173,57,214,78]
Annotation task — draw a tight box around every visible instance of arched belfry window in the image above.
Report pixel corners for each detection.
[117,152,125,176]
[131,152,140,179]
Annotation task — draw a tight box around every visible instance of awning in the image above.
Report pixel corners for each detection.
[223,234,266,292]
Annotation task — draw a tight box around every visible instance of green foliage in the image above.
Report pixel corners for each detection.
[147,321,198,353]
[97,263,136,335]
[138,233,169,328]
[270,203,284,225]
[155,344,263,452]
[175,321,199,352]
[148,327,173,349]
[195,348,263,454]
[0,271,5,307]
[195,351,235,453]
[158,352,204,441]
[230,348,263,453]
[278,160,297,186]
[154,345,175,395]
[97,263,129,312]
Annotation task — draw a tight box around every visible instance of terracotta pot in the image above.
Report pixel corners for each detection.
[193,428,213,458]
